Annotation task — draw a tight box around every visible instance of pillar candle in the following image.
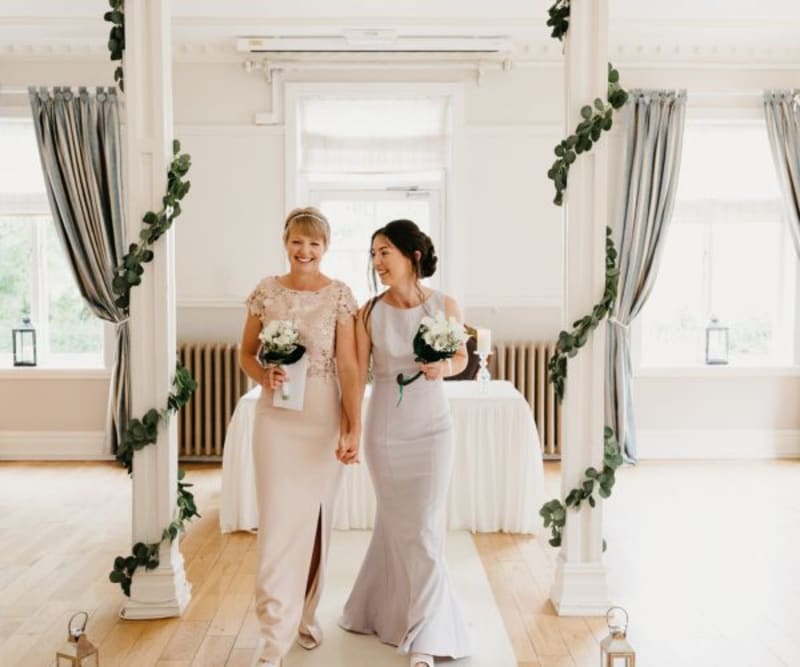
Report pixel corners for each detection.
[476,328,491,355]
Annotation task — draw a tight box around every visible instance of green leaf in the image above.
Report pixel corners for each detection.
[109,570,124,583]
[580,105,592,120]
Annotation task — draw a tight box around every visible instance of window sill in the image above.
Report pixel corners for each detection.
[635,365,800,378]
[0,367,110,380]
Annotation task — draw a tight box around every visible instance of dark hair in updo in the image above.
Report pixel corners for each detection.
[372,219,438,281]
[363,219,438,328]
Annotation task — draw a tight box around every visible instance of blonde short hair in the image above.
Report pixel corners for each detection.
[283,207,330,247]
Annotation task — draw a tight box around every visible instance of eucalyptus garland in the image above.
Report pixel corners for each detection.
[103,1,201,596]
[547,226,619,402]
[109,469,200,596]
[111,140,191,311]
[115,363,197,472]
[541,3,627,551]
[539,427,622,547]
[546,0,570,42]
[548,64,627,207]
[103,0,125,92]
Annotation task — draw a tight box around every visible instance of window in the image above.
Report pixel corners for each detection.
[290,89,454,303]
[310,187,441,305]
[0,120,104,367]
[640,120,797,367]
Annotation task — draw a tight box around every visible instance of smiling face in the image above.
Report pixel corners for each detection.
[285,230,325,274]
[371,233,419,287]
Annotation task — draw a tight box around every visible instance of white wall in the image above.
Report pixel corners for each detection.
[1,55,798,457]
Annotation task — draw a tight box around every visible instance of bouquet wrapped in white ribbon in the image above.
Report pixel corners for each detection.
[258,320,306,404]
[396,310,468,404]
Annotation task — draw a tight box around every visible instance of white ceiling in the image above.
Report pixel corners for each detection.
[0,0,799,60]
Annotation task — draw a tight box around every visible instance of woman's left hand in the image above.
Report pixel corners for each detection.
[336,429,360,465]
[419,360,446,381]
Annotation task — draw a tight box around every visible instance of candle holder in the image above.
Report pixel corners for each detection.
[475,350,491,394]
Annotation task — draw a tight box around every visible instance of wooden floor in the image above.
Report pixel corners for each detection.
[0,459,798,666]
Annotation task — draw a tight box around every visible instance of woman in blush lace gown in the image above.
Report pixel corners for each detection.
[340,219,472,667]
[238,207,360,667]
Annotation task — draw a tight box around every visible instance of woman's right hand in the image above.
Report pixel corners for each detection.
[260,365,287,391]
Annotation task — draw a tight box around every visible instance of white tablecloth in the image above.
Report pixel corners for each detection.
[220,380,545,534]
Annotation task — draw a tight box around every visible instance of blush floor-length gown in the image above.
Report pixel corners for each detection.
[245,276,356,663]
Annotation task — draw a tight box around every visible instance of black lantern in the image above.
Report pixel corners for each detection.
[12,315,37,367]
[704,316,728,365]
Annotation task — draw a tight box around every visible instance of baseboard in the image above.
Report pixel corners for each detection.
[0,430,112,460]
[637,429,800,459]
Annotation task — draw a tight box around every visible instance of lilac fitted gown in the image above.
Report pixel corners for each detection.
[340,291,472,659]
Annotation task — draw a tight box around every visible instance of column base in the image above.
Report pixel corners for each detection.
[120,548,191,620]
[550,556,611,616]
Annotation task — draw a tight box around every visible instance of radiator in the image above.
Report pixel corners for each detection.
[178,343,252,460]
[177,341,561,460]
[489,342,562,459]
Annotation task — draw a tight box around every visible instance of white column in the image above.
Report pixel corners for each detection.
[550,0,612,616]
[121,0,190,619]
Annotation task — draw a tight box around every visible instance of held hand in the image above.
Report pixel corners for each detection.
[336,430,360,465]
[419,360,446,381]
[260,365,287,391]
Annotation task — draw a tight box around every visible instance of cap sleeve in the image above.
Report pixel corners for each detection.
[245,278,270,318]
[336,282,358,322]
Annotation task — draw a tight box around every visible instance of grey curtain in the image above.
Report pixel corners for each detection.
[605,90,687,461]
[29,86,129,453]
[763,90,800,257]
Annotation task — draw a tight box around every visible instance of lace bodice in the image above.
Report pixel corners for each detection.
[246,276,358,379]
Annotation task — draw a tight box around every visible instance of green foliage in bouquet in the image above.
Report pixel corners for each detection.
[259,343,306,367]
[397,328,460,389]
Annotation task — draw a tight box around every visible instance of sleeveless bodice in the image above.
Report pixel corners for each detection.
[369,291,447,384]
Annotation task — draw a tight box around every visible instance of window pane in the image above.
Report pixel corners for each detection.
[711,221,784,364]
[641,120,797,367]
[0,217,34,353]
[316,198,432,305]
[45,222,103,355]
[641,225,706,365]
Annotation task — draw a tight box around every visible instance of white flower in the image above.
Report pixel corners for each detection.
[259,319,300,354]
[418,311,467,355]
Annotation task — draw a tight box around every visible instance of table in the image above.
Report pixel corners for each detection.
[220,380,545,534]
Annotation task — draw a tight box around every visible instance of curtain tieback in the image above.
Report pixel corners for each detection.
[608,317,630,330]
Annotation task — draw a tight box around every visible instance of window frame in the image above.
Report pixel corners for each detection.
[634,114,800,376]
[284,81,465,304]
[307,182,445,301]
[0,116,109,372]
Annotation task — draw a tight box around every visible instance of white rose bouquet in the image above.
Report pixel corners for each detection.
[258,320,306,400]
[396,310,468,404]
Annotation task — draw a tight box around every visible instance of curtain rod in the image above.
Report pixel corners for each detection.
[0,86,118,95]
